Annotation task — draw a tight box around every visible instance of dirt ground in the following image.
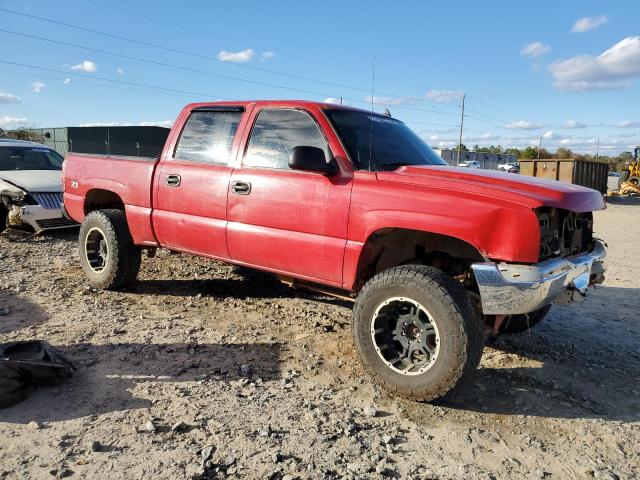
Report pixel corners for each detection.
[0,205,638,480]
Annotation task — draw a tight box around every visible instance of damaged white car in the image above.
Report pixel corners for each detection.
[0,139,77,232]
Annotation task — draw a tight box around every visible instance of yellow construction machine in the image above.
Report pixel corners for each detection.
[619,146,640,186]
[617,146,640,195]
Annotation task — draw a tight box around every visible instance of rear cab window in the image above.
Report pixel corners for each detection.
[174,108,243,164]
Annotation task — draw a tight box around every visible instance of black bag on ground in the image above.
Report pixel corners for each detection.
[0,341,75,408]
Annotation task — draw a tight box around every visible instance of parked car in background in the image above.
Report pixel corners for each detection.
[498,161,519,173]
[0,139,77,232]
[458,160,480,169]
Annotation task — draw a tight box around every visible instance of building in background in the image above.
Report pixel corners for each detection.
[2,126,170,158]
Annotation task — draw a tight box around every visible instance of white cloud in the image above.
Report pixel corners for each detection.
[562,119,587,129]
[549,36,640,91]
[217,49,254,62]
[616,120,640,128]
[30,81,46,93]
[137,120,173,127]
[116,67,125,75]
[521,42,550,58]
[63,78,72,85]
[71,60,97,72]
[426,90,463,102]
[0,115,27,127]
[554,80,630,92]
[542,130,556,139]
[260,51,275,62]
[78,120,174,128]
[505,120,545,130]
[323,97,343,105]
[571,15,608,33]
[364,95,413,106]
[0,92,21,104]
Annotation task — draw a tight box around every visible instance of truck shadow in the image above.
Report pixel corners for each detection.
[0,288,49,334]
[131,274,353,308]
[438,285,640,422]
[0,340,282,424]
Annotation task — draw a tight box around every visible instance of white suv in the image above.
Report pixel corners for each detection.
[0,139,77,232]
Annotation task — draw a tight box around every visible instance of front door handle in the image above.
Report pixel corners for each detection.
[166,174,181,187]
[231,180,251,195]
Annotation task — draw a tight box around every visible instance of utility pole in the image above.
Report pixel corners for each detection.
[456,93,465,165]
[537,136,542,160]
[595,137,600,160]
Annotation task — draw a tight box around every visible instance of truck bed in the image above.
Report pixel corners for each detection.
[63,153,159,245]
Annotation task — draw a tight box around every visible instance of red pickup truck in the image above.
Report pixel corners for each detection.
[62,100,606,401]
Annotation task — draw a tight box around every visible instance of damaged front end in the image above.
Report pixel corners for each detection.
[0,179,77,232]
[0,179,32,229]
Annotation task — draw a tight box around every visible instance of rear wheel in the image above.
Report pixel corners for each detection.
[79,209,141,289]
[352,265,483,401]
[498,305,551,334]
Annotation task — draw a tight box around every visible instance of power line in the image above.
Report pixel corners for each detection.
[465,114,504,128]
[406,120,460,127]
[465,108,508,125]
[0,7,432,106]
[0,29,346,99]
[0,7,466,114]
[0,59,235,100]
[0,7,517,125]
[0,29,463,117]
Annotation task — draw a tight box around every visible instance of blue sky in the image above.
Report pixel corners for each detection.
[1,0,639,154]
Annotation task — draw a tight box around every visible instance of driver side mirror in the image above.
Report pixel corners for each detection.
[289,146,337,175]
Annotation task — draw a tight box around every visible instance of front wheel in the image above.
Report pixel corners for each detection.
[79,209,141,290]
[352,265,484,401]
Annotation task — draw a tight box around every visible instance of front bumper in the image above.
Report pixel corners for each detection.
[14,204,78,232]
[471,239,607,315]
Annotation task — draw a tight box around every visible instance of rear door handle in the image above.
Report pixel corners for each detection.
[166,174,181,187]
[231,180,251,195]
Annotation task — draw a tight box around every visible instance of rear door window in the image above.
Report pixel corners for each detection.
[174,110,243,164]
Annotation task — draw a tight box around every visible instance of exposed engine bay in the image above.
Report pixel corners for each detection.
[537,207,594,261]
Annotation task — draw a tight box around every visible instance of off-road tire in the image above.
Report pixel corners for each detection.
[352,265,484,401]
[499,305,551,334]
[79,209,141,289]
[618,170,630,188]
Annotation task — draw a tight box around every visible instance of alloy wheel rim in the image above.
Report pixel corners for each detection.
[370,296,440,375]
[85,227,109,273]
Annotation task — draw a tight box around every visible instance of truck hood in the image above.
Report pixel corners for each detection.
[376,165,604,212]
[0,170,62,193]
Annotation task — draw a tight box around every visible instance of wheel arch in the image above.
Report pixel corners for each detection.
[84,188,125,214]
[350,227,486,291]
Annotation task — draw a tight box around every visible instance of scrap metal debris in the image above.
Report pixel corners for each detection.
[0,341,75,408]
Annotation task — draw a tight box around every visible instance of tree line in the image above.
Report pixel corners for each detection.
[452,143,636,171]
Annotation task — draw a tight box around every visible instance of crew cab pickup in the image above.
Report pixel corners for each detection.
[63,100,606,401]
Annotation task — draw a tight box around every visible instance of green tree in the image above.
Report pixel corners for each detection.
[554,147,573,159]
[520,147,538,159]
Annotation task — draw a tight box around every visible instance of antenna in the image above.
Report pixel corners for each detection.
[369,56,375,171]
[456,93,465,165]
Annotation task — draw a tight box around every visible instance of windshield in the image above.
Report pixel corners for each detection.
[324,109,446,171]
[0,146,64,171]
